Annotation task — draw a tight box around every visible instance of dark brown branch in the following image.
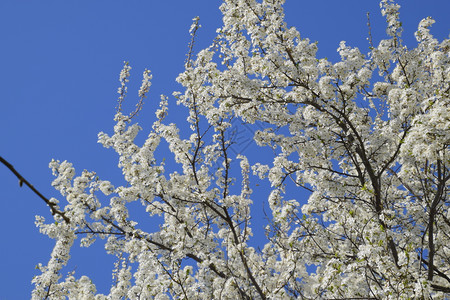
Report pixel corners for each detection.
[418,254,450,284]
[430,284,450,293]
[0,156,70,224]
[428,159,446,281]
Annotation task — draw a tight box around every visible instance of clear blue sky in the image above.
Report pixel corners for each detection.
[0,0,448,298]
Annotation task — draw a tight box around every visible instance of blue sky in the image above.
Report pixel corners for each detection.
[0,0,448,298]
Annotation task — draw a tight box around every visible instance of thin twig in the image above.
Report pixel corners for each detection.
[185,17,200,69]
[0,156,70,224]
[367,12,374,49]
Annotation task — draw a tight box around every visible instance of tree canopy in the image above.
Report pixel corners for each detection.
[26,0,449,298]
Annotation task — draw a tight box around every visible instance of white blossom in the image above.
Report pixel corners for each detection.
[32,0,449,299]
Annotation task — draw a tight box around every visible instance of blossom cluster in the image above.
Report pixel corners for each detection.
[32,0,449,299]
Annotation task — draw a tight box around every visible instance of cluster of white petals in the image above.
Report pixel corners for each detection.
[32,0,449,299]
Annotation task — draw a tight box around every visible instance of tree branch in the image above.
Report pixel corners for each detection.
[0,156,70,224]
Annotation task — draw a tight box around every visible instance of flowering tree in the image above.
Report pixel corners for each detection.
[23,0,449,298]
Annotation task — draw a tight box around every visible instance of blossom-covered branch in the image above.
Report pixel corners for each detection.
[29,0,449,298]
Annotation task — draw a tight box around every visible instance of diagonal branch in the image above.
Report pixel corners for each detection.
[0,156,70,224]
